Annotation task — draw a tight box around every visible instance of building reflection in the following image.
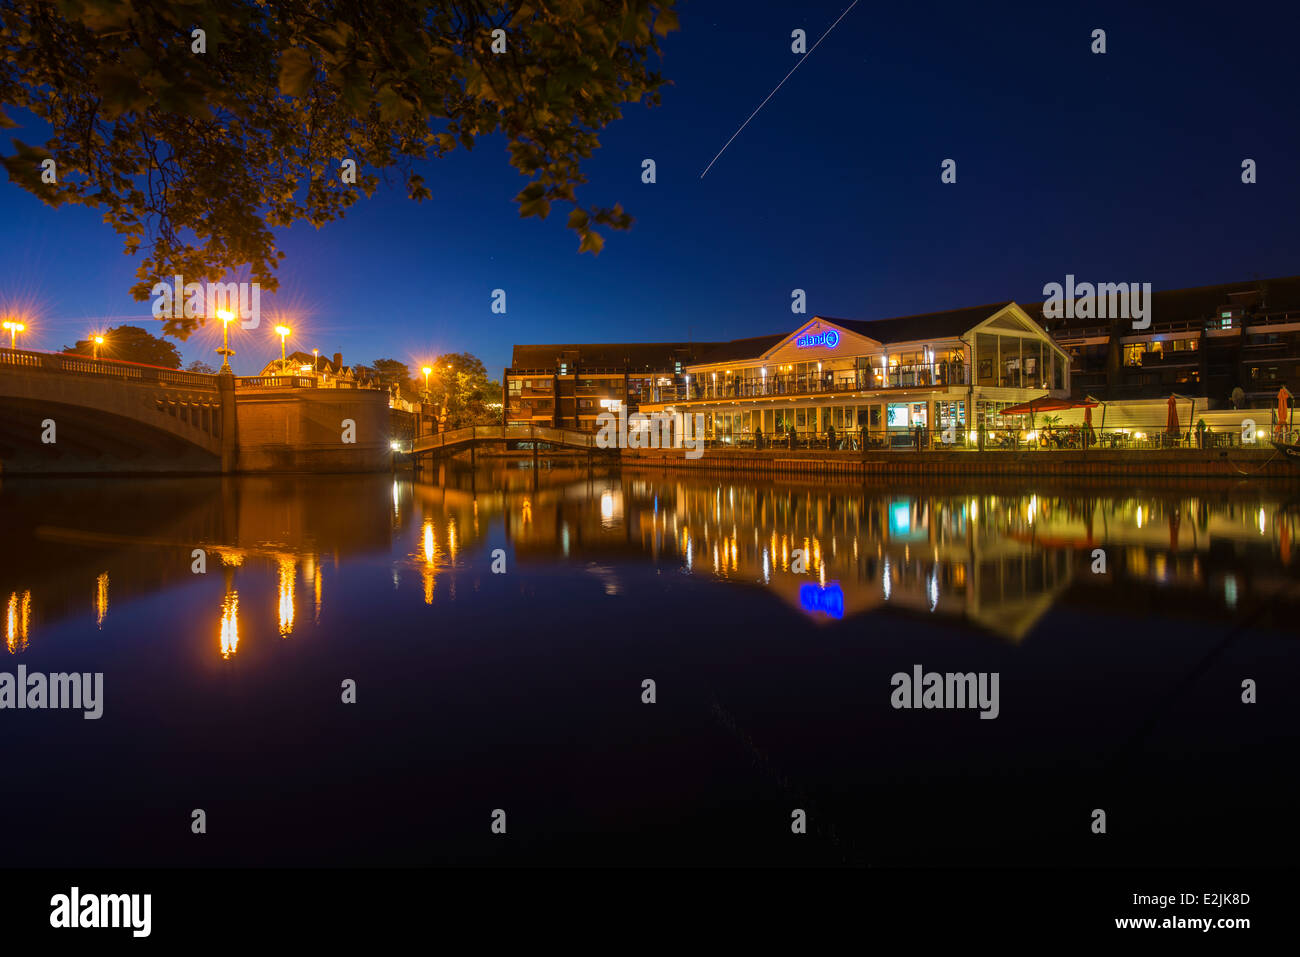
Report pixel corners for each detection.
[1,469,1296,654]
[504,469,1300,642]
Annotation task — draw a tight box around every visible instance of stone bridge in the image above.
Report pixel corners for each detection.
[0,349,392,474]
[0,349,225,472]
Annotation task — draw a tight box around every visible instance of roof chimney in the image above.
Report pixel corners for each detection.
[332,352,342,371]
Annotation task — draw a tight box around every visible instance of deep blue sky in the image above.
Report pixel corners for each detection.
[2,0,1298,376]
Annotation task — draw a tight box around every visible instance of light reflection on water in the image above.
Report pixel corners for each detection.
[0,465,1297,868]
[0,466,1296,654]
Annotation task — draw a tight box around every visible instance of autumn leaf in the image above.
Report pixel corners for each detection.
[278,47,315,98]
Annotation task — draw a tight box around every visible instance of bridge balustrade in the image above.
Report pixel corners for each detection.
[235,375,318,389]
[1,347,218,388]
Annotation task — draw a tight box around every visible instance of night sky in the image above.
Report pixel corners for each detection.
[1,0,1297,377]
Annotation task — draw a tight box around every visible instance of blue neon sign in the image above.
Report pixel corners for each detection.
[796,329,840,349]
[799,582,844,619]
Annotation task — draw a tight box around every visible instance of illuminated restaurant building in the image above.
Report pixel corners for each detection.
[505,302,1072,442]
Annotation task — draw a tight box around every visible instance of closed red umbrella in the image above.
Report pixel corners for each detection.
[1279,386,1292,433]
[1165,395,1180,438]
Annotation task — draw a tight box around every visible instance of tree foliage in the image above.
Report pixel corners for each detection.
[0,0,677,336]
[371,357,416,397]
[64,324,183,367]
[428,351,498,427]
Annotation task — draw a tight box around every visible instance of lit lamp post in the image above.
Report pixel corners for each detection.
[421,366,432,401]
[3,320,25,349]
[313,348,320,374]
[92,335,104,360]
[215,309,235,372]
[275,325,291,373]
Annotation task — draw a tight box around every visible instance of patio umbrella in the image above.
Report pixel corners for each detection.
[1165,395,1180,439]
[1279,385,1292,433]
[997,395,1091,416]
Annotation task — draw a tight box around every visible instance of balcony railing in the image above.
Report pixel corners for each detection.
[656,361,968,403]
[701,426,1277,452]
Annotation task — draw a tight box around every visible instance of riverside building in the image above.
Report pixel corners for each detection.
[505,302,1071,446]
[1033,275,1300,407]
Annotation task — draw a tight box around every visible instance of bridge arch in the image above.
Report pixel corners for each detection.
[0,355,222,473]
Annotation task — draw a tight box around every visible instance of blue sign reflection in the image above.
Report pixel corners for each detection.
[799,582,844,619]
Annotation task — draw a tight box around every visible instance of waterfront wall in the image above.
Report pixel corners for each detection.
[234,387,391,473]
[620,447,1298,479]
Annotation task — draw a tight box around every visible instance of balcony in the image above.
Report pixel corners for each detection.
[657,361,968,404]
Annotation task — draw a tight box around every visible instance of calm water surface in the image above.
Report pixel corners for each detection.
[1,463,1297,866]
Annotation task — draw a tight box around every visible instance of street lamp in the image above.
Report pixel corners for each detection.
[3,320,25,349]
[421,366,432,400]
[92,335,104,360]
[275,325,291,372]
[313,348,320,374]
[215,309,235,372]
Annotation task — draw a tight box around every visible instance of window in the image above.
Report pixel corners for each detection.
[935,400,966,428]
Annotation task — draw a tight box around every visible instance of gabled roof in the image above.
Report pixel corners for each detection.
[826,302,1015,344]
[692,333,788,366]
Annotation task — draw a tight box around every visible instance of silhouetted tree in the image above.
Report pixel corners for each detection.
[1,0,676,336]
[64,325,182,368]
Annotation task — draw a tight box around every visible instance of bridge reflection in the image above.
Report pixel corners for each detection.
[0,474,394,657]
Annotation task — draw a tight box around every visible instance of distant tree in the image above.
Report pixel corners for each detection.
[428,352,499,427]
[371,358,418,399]
[64,325,182,368]
[187,359,217,374]
[0,1,677,337]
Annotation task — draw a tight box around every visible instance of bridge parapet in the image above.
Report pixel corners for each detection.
[236,374,318,389]
[1,347,218,389]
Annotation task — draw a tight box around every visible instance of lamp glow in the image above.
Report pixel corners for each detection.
[215,310,235,371]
